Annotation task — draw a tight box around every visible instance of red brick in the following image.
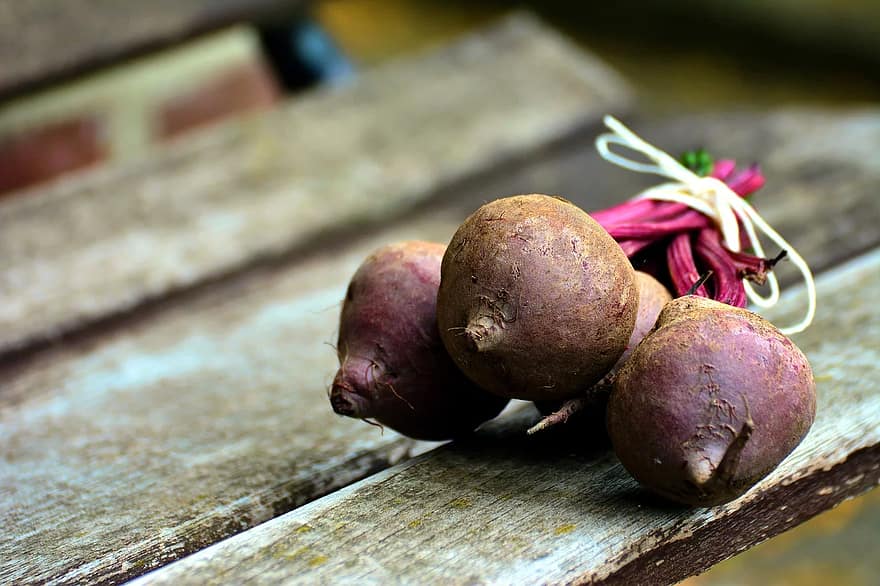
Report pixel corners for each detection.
[0,117,106,195]
[157,59,281,140]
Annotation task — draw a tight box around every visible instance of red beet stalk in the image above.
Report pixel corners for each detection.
[590,157,782,307]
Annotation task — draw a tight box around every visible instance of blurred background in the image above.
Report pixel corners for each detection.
[3,0,880,196]
[1,1,877,583]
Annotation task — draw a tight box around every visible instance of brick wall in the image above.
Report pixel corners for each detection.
[0,27,280,196]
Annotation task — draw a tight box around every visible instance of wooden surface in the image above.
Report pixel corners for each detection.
[2,107,878,585]
[0,0,303,99]
[0,13,629,357]
[131,247,880,585]
[0,16,630,585]
[0,213,464,586]
[2,14,879,583]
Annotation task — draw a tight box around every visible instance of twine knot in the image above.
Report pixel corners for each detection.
[596,115,816,334]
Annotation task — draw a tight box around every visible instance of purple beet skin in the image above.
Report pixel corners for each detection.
[608,296,816,506]
[437,194,638,401]
[532,271,672,437]
[330,241,508,440]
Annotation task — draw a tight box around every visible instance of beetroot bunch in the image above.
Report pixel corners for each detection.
[591,154,783,306]
[328,136,816,507]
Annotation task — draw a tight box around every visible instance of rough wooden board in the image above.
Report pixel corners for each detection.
[0,12,630,356]
[0,0,304,99]
[0,211,469,586]
[130,247,880,586]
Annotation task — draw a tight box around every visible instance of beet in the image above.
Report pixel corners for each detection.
[330,241,508,441]
[607,295,816,506]
[591,138,776,310]
[621,271,673,364]
[530,271,671,435]
[437,194,639,401]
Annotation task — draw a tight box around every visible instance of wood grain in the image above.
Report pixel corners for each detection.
[3,81,879,586]
[0,13,630,356]
[0,212,466,586]
[1,105,878,584]
[130,247,880,586]
[0,0,303,98]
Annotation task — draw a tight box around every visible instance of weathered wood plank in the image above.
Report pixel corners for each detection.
[0,13,630,356]
[0,0,304,99]
[0,212,466,586]
[130,246,880,586]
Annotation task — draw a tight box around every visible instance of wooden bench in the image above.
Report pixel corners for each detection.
[1,12,878,586]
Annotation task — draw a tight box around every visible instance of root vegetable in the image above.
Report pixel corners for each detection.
[607,296,816,506]
[437,194,639,401]
[530,271,671,435]
[622,271,673,364]
[591,153,787,314]
[330,241,508,440]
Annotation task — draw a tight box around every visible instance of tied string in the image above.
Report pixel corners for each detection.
[595,115,816,335]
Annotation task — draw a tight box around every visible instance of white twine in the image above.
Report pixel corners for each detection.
[595,115,816,335]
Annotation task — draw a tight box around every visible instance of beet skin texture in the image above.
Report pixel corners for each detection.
[619,271,673,366]
[608,295,816,506]
[437,194,638,401]
[330,241,508,441]
[534,271,672,437]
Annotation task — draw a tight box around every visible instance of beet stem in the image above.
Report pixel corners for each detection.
[695,229,747,307]
[590,198,661,226]
[526,375,614,435]
[669,233,708,298]
[684,270,713,297]
[769,249,788,267]
[526,397,590,435]
[607,211,710,239]
[710,159,737,181]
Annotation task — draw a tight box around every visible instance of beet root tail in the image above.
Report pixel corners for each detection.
[329,377,372,419]
[464,316,501,353]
